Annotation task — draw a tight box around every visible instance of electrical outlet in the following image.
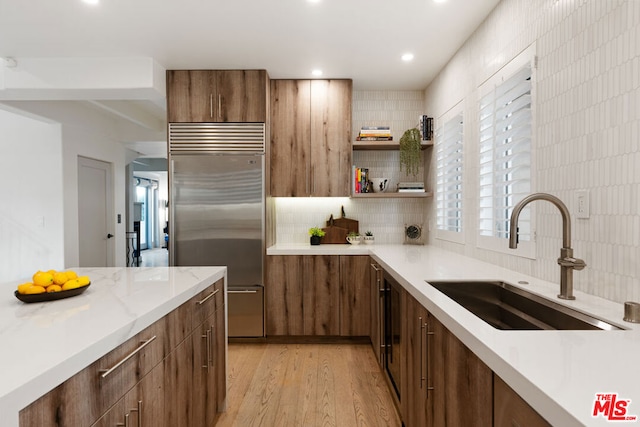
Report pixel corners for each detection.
[575,190,590,219]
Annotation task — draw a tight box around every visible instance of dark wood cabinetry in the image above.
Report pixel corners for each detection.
[19,279,226,427]
[494,375,551,427]
[167,69,268,123]
[270,79,352,197]
[266,255,368,337]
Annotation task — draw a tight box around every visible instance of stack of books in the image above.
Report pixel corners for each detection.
[356,126,393,141]
[353,167,371,193]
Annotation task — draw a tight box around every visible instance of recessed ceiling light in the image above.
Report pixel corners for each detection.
[401,53,414,62]
[82,0,99,5]
[307,0,321,3]
[312,69,323,77]
[433,0,447,3]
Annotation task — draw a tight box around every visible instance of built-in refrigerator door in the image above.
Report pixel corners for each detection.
[170,153,264,289]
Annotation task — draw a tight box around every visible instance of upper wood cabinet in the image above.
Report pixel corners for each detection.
[270,79,352,197]
[167,70,269,123]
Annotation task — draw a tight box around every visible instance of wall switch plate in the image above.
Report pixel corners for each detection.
[117,214,121,224]
[575,190,590,219]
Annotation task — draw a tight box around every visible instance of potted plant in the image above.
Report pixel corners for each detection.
[346,231,361,245]
[363,230,375,244]
[308,227,325,245]
[399,127,422,178]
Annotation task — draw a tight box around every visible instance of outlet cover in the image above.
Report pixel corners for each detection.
[575,190,590,219]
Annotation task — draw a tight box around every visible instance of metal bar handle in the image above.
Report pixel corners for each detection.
[201,329,210,370]
[426,325,435,396]
[128,400,142,427]
[228,290,258,294]
[196,289,219,305]
[207,327,213,367]
[100,336,157,379]
[370,263,382,272]
[124,412,130,427]
[210,94,213,118]
[419,317,425,388]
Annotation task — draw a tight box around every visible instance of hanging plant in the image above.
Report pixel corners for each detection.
[399,128,422,178]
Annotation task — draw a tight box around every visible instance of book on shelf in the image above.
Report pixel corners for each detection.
[356,136,393,141]
[352,166,371,193]
[360,126,390,130]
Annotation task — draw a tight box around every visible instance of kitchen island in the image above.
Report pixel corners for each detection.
[0,266,226,427]
[268,243,640,427]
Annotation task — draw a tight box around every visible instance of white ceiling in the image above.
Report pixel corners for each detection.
[0,0,500,157]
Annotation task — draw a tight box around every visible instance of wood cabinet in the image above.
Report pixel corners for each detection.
[339,255,371,336]
[401,291,432,427]
[494,375,551,427]
[19,279,226,427]
[167,69,269,123]
[431,316,493,427]
[270,79,352,197]
[266,255,368,337]
[369,260,384,365]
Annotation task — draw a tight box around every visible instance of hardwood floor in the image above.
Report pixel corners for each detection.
[216,343,401,427]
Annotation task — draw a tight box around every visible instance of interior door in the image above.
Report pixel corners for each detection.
[78,156,114,267]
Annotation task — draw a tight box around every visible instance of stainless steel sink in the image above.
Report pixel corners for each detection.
[426,280,624,331]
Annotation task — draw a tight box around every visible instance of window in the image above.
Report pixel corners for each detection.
[477,46,535,258]
[435,110,464,244]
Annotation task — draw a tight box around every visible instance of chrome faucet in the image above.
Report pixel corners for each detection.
[508,192,586,300]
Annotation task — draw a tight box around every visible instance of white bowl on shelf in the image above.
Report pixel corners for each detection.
[370,178,389,193]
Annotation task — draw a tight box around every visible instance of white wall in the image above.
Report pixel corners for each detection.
[0,108,65,283]
[424,0,640,303]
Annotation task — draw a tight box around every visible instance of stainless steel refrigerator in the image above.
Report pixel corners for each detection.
[169,123,265,337]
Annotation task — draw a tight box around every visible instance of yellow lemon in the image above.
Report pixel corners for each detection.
[33,271,54,287]
[62,279,81,291]
[46,269,57,276]
[46,284,62,293]
[65,271,78,280]
[77,276,90,286]
[53,272,68,285]
[17,282,34,294]
[25,285,46,294]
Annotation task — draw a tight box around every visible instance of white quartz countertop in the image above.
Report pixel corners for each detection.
[267,243,640,427]
[0,266,226,427]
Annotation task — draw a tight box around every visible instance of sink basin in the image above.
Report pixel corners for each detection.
[426,280,624,331]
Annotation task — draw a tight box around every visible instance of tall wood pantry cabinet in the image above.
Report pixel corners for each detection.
[166,69,269,123]
[270,79,352,197]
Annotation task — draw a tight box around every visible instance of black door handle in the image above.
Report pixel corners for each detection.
[107,233,114,239]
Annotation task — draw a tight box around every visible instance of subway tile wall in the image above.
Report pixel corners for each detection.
[424,0,640,303]
[274,90,428,245]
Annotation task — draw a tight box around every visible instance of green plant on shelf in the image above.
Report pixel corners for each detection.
[399,127,422,178]
[308,227,326,237]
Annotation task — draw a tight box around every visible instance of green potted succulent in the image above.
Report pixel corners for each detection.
[346,231,361,245]
[363,230,375,244]
[399,127,422,178]
[308,227,326,245]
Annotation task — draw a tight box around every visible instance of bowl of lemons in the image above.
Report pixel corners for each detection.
[15,270,91,303]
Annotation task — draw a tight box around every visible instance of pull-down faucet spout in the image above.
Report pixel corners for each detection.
[509,192,586,300]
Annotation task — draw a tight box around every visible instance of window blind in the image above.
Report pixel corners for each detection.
[436,113,464,234]
[478,64,532,241]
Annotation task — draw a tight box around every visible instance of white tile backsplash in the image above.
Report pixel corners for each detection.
[424,0,640,304]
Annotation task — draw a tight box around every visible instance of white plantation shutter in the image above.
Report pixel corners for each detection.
[436,112,463,241]
[478,53,534,256]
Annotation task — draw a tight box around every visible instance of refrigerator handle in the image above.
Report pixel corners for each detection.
[169,159,175,266]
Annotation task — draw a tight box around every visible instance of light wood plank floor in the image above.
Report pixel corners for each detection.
[216,343,402,427]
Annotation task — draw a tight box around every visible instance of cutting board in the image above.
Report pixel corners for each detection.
[325,207,359,235]
[320,225,349,244]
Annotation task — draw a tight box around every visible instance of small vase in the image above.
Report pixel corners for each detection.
[310,235,321,245]
[363,236,375,244]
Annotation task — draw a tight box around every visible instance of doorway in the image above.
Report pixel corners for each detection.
[78,156,114,267]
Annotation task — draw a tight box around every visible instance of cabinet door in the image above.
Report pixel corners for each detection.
[401,292,432,427]
[370,261,384,365]
[192,316,217,427]
[167,70,214,123]
[494,375,551,427]
[269,80,311,197]
[265,255,304,335]
[163,334,194,427]
[91,363,165,427]
[309,79,352,197]
[214,286,227,414]
[431,317,493,427]
[303,255,340,335]
[217,70,268,122]
[339,255,371,336]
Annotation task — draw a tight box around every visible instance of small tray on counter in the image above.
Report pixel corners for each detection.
[14,283,91,303]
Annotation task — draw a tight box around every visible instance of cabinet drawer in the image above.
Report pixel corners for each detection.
[19,317,165,427]
[192,279,223,329]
